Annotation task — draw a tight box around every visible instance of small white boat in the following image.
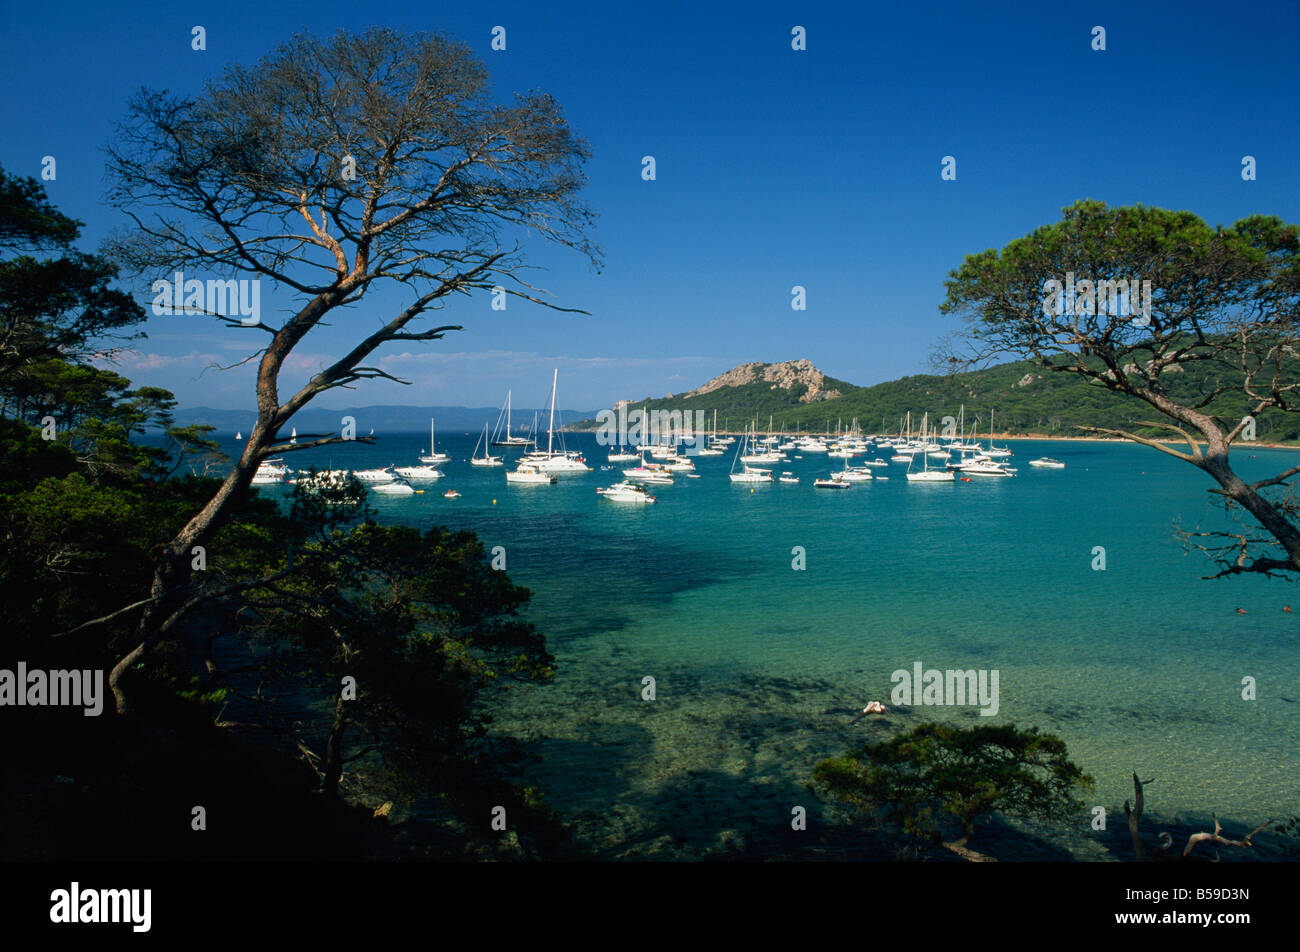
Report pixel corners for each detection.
[443,489,460,499]
[597,481,656,503]
[394,465,444,480]
[814,477,851,489]
[832,468,873,482]
[251,458,290,484]
[372,481,416,495]
[506,462,556,484]
[906,469,955,482]
[354,467,396,483]
[607,448,640,462]
[622,465,673,484]
[1028,457,1066,469]
[778,472,799,484]
[960,459,1015,477]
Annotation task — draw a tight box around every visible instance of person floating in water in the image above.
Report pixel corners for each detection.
[852,700,887,722]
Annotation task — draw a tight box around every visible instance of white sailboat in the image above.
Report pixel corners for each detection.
[470,424,503,467]
[906,414,954,482]
[729,427,773,483]
[419,418,450,464]
[695,409,726,456]
[524,368,588,473]
[984,409,1012,458]
[491,390,533,446]
[289,427,297,445]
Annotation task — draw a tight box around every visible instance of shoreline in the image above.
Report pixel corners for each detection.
[568,427,1300,450]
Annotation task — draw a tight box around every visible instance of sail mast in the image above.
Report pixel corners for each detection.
[547,368,557,458]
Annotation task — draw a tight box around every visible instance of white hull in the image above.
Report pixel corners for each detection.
[372,482,415,495]
[906,470,955,482]
[506,469,555,484]
[394,466,444,480]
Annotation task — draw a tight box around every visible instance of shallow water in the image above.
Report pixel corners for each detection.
[253,430,1299,859]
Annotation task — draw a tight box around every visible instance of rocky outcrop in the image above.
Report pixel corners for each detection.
[684,359,841,403]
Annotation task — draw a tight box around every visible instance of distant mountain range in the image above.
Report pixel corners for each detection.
[175,353,1300,443]
[172,404,600,434]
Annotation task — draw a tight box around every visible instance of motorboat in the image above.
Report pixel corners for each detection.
[393,465,444,480]
[814,477,851,489]
[597,481,656,503]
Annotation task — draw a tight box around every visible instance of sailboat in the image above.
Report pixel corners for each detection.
[523,369,588,473]
[984,408,1012,459]
[491,390,533,446]
[235,431,241,441]
[471,423,503,467]
[419,418,450,464]
[906,413,954,482]
[289,427,297,445]
[695,409,725,456]
[729,426,773,483]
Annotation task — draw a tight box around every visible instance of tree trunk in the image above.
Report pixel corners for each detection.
[322,697,347,797]
[107,292,341,714]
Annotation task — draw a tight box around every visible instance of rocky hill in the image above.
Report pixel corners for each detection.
[682,359,843,403]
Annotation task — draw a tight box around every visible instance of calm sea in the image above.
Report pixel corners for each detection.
[245,428,1299,859]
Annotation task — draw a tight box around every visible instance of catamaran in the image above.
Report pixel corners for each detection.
[505,460,556,484]
[523,369,588,473]
[491,390,533,446]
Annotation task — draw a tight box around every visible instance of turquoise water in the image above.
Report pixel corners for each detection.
[252,430,1299,858]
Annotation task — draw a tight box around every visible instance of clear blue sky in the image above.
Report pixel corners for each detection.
[2,0,1297,410]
